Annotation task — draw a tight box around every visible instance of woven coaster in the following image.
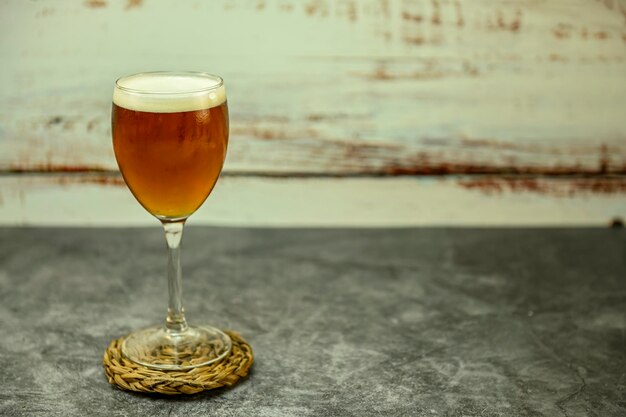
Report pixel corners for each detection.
[103,330,253,395]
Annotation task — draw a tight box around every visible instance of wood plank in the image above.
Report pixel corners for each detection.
[1,0,625,175]
[1,174,624,226]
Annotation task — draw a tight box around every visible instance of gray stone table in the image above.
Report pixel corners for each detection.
[0,227,625,416]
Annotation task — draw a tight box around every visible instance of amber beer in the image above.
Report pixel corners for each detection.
[112,73,228,219]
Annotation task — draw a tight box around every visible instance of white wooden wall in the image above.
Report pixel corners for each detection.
[1,0,625,226]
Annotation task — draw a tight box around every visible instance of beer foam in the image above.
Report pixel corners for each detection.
[113,72,226,113]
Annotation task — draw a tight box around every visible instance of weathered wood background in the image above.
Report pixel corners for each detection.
[1,0,625,225]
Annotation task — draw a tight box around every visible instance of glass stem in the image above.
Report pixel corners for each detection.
[163,220,188,333]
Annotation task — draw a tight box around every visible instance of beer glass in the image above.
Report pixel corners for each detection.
[111,72,231,369]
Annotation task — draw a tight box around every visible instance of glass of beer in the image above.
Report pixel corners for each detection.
[111,72,231,369]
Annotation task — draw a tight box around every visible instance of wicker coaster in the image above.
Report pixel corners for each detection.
[103,330,253,395]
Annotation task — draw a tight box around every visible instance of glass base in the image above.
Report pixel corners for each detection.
[121,325,232,370]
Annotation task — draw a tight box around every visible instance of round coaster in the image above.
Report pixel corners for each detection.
[103,330,253,395]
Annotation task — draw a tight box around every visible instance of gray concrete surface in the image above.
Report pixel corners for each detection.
[0,227,624,416]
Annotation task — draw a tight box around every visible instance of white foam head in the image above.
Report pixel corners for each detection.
[113,72,226,113]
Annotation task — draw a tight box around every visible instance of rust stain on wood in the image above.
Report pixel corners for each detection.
[86,118,99,132]
[125,0,143,10]
[382,162,626,177]
[5,158,626,201]
[7,164,110,174]
[457,176,626,197]
[553,23,574,39]
[5,0,626,186]
[46,174,126,187]
[402,12,423,23]
[495,10,517,32]
[305,113,366,122]
[304,0,329,17]
[457,138,624,161]
[510,10,522,32]
[338,0,358,22]
[7,168,626,201]
[549,53,568,62]
[47,116,64,126]
[581,27,589,39]
[454,0,464,27]
[353,63,479,80]
[553,23,612,40]
[379,0,390,18]
[431,0,441,25]
[485,9,522,32]
[594,31,609,40]
[459,137,535,152]
[71,0,626,49]
[84,0,107,9]
[403,35,426,46]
